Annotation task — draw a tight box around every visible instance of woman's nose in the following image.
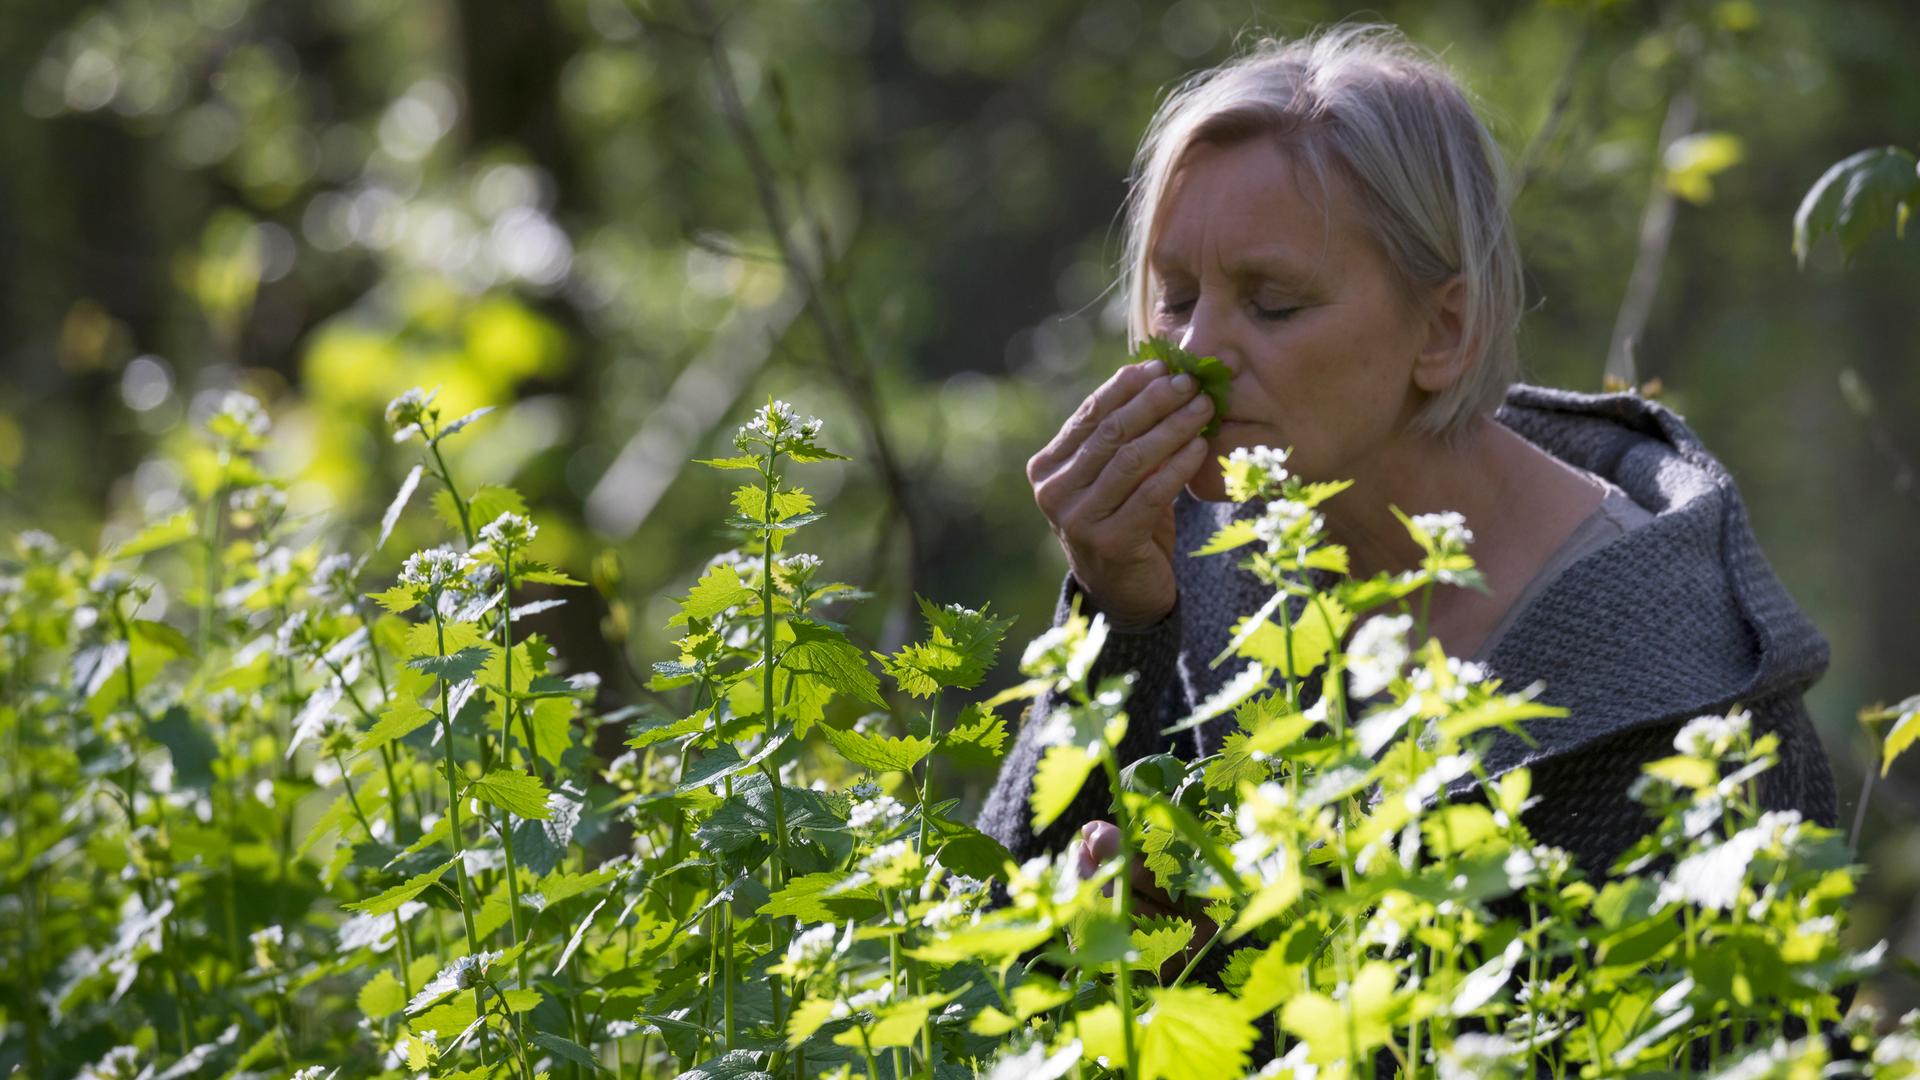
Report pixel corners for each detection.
[1176,299,1239,377]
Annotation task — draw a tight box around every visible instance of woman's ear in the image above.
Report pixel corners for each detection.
[1410,275,1469,394]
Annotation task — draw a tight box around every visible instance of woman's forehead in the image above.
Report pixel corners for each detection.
[1148,138,1359,280]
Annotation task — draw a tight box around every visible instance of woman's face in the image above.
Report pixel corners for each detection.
[1148,137,1435,501]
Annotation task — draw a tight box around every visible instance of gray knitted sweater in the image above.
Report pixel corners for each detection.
[977,384,1840,876]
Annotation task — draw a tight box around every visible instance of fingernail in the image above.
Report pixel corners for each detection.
[1142,360,1166,378]
[1169,373,1195,393]
[1185,395,1210,414]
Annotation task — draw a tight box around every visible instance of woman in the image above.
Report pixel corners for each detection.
[977,26,1838,900]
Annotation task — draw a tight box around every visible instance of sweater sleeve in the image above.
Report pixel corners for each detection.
[976,571,1187,862]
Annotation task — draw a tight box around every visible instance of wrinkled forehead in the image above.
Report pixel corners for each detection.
[1146,134,1358,284]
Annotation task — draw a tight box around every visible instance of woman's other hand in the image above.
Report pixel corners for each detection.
[1070,820,1218,983]
[1028,360,1215,632]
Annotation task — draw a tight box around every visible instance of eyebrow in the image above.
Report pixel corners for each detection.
[1148,249,1321,287]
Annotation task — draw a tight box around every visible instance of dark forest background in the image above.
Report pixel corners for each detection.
[2,0,1916,1007]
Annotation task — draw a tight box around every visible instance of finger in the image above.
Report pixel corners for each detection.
[1049,373,1205,500]
[1101,434,1211,535]
[1069,391,1214,522]
[1028,361,1163,483]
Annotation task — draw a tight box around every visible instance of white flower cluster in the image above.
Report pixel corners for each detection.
[943,602,980,619]
[309,552,356,597]
[16,529,59,559]
[1346,613,1413,699]
[848,778,881,801]
[385,387,437,443]
[848,795,906,833]
[478,511,538,550]
[1409,656,1486,704]
[785,923,839,968]
[1411,510,1473,551]
[1224,445,1291,502]
[1674,707,1752,757]
[212,390,270,438]
[736,399,824,448]
[860,839,913,874]
[76,1045,144,1080]
[1251,498,1323,556]
[399,546,475,592]
[777,553,822,586]
[831,979,895,1019]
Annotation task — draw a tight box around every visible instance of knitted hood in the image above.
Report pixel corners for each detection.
[1468,384,1831,775]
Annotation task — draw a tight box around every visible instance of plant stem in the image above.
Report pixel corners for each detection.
[758,441,792,1043]
[429,438,475,547]
[433,605,486,1062]
[1098,749,1142,1080]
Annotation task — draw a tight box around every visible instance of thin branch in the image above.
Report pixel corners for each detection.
[1511,7,1592,198]
[683,0,925,617]
[1604,63,1698,389]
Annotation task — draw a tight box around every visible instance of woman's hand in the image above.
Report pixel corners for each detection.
[1028,360,1215,631]
[1071,820,1218,983]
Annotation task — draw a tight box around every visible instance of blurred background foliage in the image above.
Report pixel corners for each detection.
[2,0,1916,1008]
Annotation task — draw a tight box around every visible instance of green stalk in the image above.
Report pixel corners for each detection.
[495,544,532,989]
[757,440,791,1043]
[915,690,944,856]
[1098,748,1142,1080]
[886,893,908,1080]
[429,437,475,547]
[432,604,487,1063]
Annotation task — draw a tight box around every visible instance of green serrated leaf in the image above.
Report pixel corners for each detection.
[112,509,197,560]
[784,619,884,708]
[469,769,551,819]
[344,857,457,914]
[731,485,815,523]
[408,646,492,684]
[1192,519,1258,556]
[532,1032,608,1073]
[670,564,759,627]
[369,584,420,615]
[693,454,763,471]
[358,695,434,753]
[820,723,932,773]
[943,704,1009,767]
[1029,742,1099,834]
[358,969,407,1020]
[1133,337,1233,436]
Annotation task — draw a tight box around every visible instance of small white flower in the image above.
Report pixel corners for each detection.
[1674,707,1752,757]
[848,779,881,800]
[1346,614,1413,699]
[1250,498,1323,555]
[212,390,270,438]
[943,602,979,618]
[848,795,906,833]
[76,1046,147,1080]
[786,923,839,967]
[399,546,475,592]
[478,511,538,550]
[385,387,436,442]
[17,529,60,558]
[1411,510,1474,551]
[1224,445,1292,501]
[861,839,914,874]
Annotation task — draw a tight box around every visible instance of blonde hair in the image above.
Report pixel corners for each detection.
[1119,24,1523,440]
